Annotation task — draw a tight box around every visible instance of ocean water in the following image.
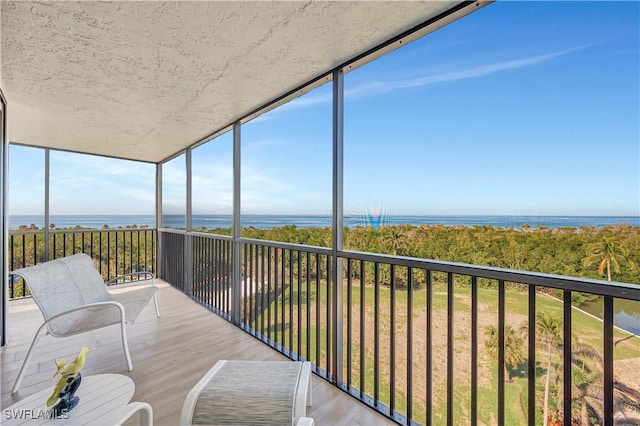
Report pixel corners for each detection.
[8,214,640,230]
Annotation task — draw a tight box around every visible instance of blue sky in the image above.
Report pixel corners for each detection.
[9,1,640,217]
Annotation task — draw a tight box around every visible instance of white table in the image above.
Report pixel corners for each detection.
[2,374,152,426]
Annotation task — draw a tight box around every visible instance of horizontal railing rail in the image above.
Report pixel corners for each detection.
[238,237,333,255]
[8,228,157,299]
[341,249,640,301]
[158,234,640,426]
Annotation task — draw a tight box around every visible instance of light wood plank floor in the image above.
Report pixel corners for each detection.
[1,281,392,425]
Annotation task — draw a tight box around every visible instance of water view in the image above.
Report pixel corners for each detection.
[581,298,640,336]
[9,214,640,231]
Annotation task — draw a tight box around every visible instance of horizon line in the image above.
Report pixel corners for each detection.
[9,213,640,218]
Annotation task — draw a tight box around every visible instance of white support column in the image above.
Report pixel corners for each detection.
[185,148,193,296]
[331,69,344,384]
[0,91,7,347]
[155,163,163,277]
[44,148,50,261]
[232,122,241,324]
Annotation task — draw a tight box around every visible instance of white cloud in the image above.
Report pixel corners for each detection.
[346,45,588,98]
[262,45,589,114]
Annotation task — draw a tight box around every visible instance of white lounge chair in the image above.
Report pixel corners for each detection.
[181,360,314,425]
[10,253,159,393]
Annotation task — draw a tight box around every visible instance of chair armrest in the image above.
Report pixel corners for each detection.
[181,360,227,425]
[44,301,127,337]
[47,301,126,320]
[99,401,153,426]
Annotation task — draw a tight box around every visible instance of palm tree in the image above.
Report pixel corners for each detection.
[484,324,526,382]
[381,228,408,256]
[571,338,640,425]
[582,237,637,281]
[570,338,603,425]
[535,312,563,426]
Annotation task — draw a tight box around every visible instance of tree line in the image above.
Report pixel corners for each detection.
[204,223,639,285]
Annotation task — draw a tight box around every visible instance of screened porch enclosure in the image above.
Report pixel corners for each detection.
[3,1,640,425]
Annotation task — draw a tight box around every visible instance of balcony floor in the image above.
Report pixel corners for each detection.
[1,281,392,425]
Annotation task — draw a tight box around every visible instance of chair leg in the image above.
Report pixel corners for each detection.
[112,402,153,426]
[12,324,48,394]
[120,318,133,371]
[307,371,313,407]
[153,293,160,318]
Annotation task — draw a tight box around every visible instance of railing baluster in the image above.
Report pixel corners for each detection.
[290,249,294,353]
[261,245,265,339]
[274,248,280,346]
[214,238,218,310]
[152,230,156,273]
[200,240,206,313]
[10,234,14,271]
[471,276,478,426]
[202,237,207,301]
[604,296,614,426]
[283,250,287,353]
[297,250,301,360]
[528,284,536,426]
[390,264,396,414]
[22,234,26,268]
[425,270,433,425]
[241,243,246,324]
[192,237,197,299]
[115,231,118,277]
[359,259,366,400]
[447,272,455,426]
[224,240,233,314]
[136,231,140,273]
[267,246,272,342]
[222,238,226,311]
[563,290,572,426]
[347,258,352,389]
[228,240,232,315]
[99,231,103,275]
[326,255,331,378]
[208,237,213,307]
[498,280,505,426]
[203,237,208,303]
[315,252,320,373]
[107,232,111,278]
[306,252,311,362]
[407,267,413,424]
[374,262,380,406]
[248,243,253,332]
[226,239,231,313]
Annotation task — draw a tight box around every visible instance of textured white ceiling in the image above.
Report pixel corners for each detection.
[1,1,471,163]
